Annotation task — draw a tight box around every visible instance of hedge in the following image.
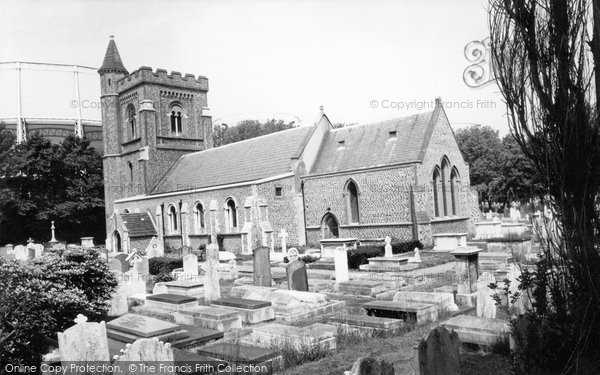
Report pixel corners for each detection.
[347,240,423,269]
[149,257,183,275]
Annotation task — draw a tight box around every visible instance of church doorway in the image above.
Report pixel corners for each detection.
[321,213,339,239]
[113,230,122,252]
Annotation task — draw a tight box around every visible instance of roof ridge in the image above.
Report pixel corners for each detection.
[181,125,313,159]
[329,110,435,133]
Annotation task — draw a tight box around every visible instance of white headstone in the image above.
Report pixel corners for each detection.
[287,248,299,262]
[183,253,199,276]
[507,264,531,316]
[409,247,422,263]
[384,236,393,258]
[334,247,349,283]
[113,338,174,375]
[34,244,44,258]
[109,271,128,317]
[14,245,27,260]
[132,256,149,276]
[204,244,221,302]
[278,228,289,257]
[57,314,110,363]
[477,272,497,318]
[124,271,147,297]
[145,236,164,258]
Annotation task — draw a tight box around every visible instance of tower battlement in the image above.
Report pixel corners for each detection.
[117,66,209,93]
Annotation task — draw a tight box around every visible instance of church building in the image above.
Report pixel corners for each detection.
[99,37,480,255]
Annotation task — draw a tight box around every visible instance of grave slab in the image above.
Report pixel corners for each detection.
[143,293,198,312]
[198,342,283,371]
[363,300,438,323]
[211,297,274,324]
[241,323,336,351]
[173,306,242,332]
[163,280,205,298]
[441,315,510,347]
[393,292,459,312]
[107,314,180,338]
[334,280,387,296]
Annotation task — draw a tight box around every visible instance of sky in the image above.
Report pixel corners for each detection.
[0,0,508,135]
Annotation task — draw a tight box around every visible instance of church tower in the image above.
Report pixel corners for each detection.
[98,36,213,235]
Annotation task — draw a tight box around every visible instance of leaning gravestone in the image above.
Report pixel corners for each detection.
[477,272,497,319]
[14,245,27,261]
[183,253,199,277]
[416,326,460,375]
[57,314,110,365]
[113,338,175,375]
[253,246,272,287]
[347,357,395,375]
[204,243,221,301]
[115,253,129,272]
[109,258,123,272]
[287,260,309,291]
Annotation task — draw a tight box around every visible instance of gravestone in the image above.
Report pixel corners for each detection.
[451,247,481,294]
[57,314,110,363]
[113,338,175,375]
[278,228,288,257]
[204,243,221,301]
[334,246,349,283]
[286,259,308,291]
[384,235,393,258]
[145,236,164,258]
[507,264,531,316]
[416,326,460,375]
[14,245,27,261]
[109,271,128,317]
[477,272,497,319]
[287,247,299,262]
[132,256,149,276]
[115,253,129,272]
[28,247,36,259]
[183,253,198,276]
[34,243,44,258]
[253,246,272,287]
[0,247,7,258]
[109,258,123,272]
[347,357,395,375]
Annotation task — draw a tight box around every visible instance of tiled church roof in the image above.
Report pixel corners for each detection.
[151,126,314,194]
[121,212,156,238]
[98,36,128,74]
[309,107,439,175]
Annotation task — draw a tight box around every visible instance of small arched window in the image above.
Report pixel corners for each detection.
[226,198,237,230]
[194,202,205,231]
[127,161,134,184]
[168,205,178,233]
[345,180,359,223]
[433,167,442,217]
[127,104,136,139]
[441,157,450,216]
[450,167,460,215]
[170,104,183,136]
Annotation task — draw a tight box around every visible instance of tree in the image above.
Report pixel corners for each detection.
[455,125,506,208]
[0,249,117,366]
[0,133,105,244]
[490,0,600,372]
[213,119,296,147]
[498,134,542,203]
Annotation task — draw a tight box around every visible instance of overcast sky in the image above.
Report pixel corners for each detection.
[0,0,508,134]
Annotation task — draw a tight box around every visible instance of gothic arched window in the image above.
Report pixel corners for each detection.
[433,167,442,217]
[127,161,134,184]
[168,205,178,233]
[345,180,360,223]
[450,167,460,215]
[441,157,451,216]
[127,104,136,139]
[194,202,205,231]
[226,198,237,230]
[170,103,183,136]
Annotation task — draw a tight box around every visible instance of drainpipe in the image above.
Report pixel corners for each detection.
[301,181,308,246]
[179,200,184,250]
[160,202,165,238]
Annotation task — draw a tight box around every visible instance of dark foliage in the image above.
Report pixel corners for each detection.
[148,256,183,275]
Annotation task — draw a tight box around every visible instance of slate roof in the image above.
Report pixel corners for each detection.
[121,212,156,238]
[151,126,315,194]
[98,37,128,74]
[309,108,440,175]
